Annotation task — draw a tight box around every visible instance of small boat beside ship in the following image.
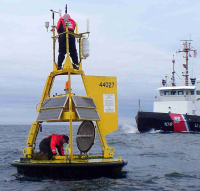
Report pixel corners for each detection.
[136,40,200,133]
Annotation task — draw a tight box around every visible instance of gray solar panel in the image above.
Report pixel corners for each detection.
[75,108,100,120]
[72,96,96,108]
[41,96,68,109]
[36,108,63,121]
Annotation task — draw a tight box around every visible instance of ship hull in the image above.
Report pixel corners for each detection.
[136,111,200,133]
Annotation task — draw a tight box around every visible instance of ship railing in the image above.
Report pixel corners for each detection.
[154,95,196,102]
[159,82,196,87]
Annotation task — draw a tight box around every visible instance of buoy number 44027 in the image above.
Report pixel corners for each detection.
[99,82,114,88]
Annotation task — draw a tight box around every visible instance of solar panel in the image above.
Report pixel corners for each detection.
[36,108,63,121]
[72,96,96,108]
[75,108,100,120]
[41,96,68,109]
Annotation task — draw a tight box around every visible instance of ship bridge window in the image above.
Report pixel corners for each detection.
[196,90,200,95]
[160,91,163,96]
[191,91,194,95]
[164,91,170,95]
[178,91,184,95]
[171,91,177,95]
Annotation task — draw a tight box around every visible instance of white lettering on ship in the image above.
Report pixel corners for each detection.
[164,122,173,126]
[195,124,200,128]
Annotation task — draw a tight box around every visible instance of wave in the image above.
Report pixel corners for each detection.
[121,124,139,134]
[148,129,163,134]
[165,172,197,179]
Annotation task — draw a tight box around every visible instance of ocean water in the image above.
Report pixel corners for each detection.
[1,124,200,190]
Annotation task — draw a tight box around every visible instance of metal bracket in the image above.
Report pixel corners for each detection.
[104,147,115,158]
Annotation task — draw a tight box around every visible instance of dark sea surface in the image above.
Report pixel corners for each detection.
[1,124,200,190]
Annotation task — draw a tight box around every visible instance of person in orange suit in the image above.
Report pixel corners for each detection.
[39,134,69,159]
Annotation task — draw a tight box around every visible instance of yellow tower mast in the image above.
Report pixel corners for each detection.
[23,4,120,161]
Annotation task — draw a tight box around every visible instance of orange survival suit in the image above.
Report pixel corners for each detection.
[39,134,69,159]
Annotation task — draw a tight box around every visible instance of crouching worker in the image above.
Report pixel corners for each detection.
[39,134,69,160]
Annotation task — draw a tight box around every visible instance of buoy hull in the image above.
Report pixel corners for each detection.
[11,159,127,179]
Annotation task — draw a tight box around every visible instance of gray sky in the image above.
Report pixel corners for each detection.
[1,0,200,125]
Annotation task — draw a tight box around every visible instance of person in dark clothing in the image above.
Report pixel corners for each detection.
[39,134,69,159]
[56,14,79,70]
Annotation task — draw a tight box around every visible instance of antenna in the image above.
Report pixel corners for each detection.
[86,19,89,32]
[65,4,67,13]
[171,55,175,86]
[50,9,62,26]
[138,99,142,111]
[64,4,68,25]
[177,40,196,86]
[165,75,168,87]
[50,9,55,26]
[49,9,61,63]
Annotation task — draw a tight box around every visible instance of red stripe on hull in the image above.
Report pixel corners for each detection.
[169,114,187,132]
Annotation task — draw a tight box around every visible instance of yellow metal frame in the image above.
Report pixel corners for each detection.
[24,16,118,161]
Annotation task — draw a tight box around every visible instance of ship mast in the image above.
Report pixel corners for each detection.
[171,55,175,86]
[177,40,195,86]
